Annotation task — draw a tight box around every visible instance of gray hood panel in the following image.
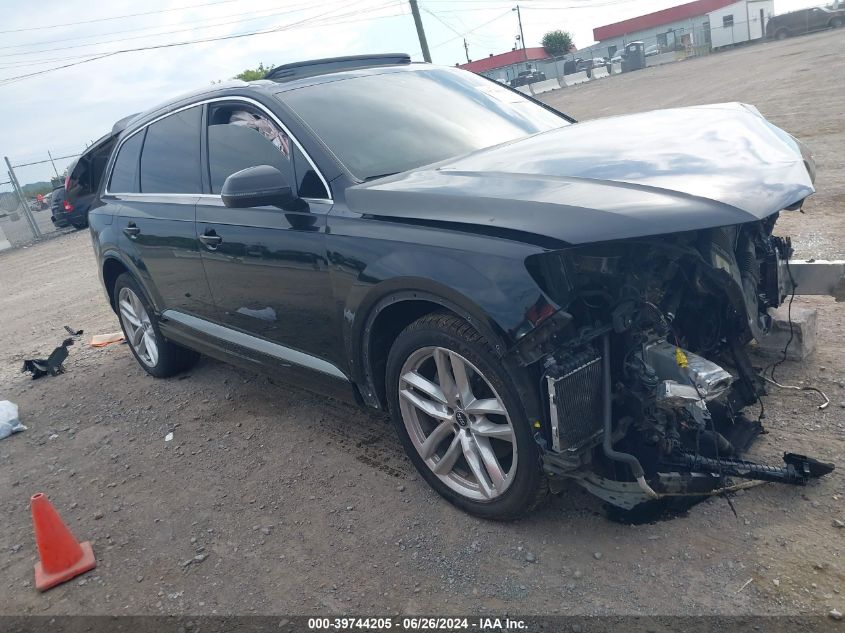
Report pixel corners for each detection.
[346,103,814,244]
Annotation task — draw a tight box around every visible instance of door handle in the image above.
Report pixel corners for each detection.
[123,223,140,239]
[199,231,223,249]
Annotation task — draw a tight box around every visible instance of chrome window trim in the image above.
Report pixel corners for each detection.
[162,309,348,381]
[105,95,333,202]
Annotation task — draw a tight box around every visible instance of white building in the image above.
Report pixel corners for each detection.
[708,0,774,49]
[592,0,774,59]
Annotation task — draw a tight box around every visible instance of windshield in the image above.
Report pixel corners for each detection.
[279,67,569,181]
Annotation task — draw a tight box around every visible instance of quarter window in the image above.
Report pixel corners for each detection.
[292,144,329,199]
[109,132,144,193]
[140,106,202,194]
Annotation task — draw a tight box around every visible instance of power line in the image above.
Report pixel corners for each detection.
[0,3,407,72]
[0,2,331,59]
[429,10,511,50]
[0,1,319,52]
[0,6,410,71]
[0,1,396,86]
[0,0,242,35]
[422,8,465,36]
[0,6,407,72]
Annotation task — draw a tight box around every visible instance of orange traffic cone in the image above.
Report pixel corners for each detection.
[30,492,96,591]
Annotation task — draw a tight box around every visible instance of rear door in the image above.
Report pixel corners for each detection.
[195,99,342,370]
[112,105,217,319]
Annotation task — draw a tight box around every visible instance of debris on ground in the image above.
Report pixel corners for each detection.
[64,325,84,337]
[90,331,125,348]
[0,400,26,439]
[21,337,74,379]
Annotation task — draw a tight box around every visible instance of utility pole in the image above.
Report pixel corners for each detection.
[5,157,42,239]
[463,38,470,62]
[47,150,59,178]
[409,0,431,63]
[513,4,527,65]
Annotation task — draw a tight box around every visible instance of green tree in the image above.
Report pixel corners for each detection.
[541,30,574,57]
[233,62,273,81]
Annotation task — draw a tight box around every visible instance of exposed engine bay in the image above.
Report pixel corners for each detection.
[523,214,835,511]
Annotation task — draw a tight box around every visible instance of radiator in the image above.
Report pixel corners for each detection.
[545,349,604,452]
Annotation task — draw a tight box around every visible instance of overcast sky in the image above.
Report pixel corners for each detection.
[0,0,823,186]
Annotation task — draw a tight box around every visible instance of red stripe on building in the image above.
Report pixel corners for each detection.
[593,0,735,41]
[458,47,551,73]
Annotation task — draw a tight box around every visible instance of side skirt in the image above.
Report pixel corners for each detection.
[159,310,360,406]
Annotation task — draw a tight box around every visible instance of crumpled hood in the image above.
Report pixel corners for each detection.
[345,103,815,244]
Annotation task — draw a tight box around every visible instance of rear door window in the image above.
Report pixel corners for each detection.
[109,132,144,193]
[140,106,202,193]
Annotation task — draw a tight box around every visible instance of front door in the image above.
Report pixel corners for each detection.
[195,101,342,371]
[747,2,766,40]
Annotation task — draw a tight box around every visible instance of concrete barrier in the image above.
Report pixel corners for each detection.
[529,78,561,94]
[611,62,622,75]
[591,66,609,79]
[561,71,589,86]
[0,225,10,252]
[515,85,532,95]
[646,51,677,67]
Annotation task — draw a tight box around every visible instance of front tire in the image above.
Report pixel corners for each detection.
[775,28,788,40]
[386,312,547,520]
[113,272,198,378]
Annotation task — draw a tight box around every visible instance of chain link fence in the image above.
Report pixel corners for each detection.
[0,151,80,252]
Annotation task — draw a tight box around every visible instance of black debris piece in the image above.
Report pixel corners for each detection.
[21,338,74,379]
[64,325,84,336]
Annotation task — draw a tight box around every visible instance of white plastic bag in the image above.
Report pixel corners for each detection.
[0,400,26,439]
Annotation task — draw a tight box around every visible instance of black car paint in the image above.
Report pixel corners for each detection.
[89,66,812,419]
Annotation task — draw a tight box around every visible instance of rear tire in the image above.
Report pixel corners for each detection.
[775,28,788,40]
[831,17,843,28]
[113,272,199,378]
[386,312,547,520]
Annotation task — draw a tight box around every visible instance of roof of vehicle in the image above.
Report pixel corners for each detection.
[264,53,410,82]
[113,59,447,139]
[114,57,435,135]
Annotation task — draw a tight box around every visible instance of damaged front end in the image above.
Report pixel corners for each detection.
[521,219,834,511]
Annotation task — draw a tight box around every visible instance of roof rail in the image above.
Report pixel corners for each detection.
[264,53,411,82]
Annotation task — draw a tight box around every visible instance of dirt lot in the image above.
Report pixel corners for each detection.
[1,30,844,619]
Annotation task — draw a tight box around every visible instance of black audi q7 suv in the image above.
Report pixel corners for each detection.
[90,54,832,520]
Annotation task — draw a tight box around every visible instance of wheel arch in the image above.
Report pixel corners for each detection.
[101,253,131,311]
[357,284,510,411]
[355,282,546,430]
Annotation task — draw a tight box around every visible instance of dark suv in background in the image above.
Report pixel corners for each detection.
[766,6,844,39]
[89,54,831,520]
[51,117,136,230]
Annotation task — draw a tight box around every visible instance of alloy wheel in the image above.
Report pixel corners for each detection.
[398,346,517,501]
[118,287,159,368]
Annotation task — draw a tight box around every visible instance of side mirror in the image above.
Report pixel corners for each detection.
[221,165,295,209]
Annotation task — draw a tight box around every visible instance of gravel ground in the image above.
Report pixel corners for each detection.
[1,29,844,619]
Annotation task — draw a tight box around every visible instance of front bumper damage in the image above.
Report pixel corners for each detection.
[526,257,840,512]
